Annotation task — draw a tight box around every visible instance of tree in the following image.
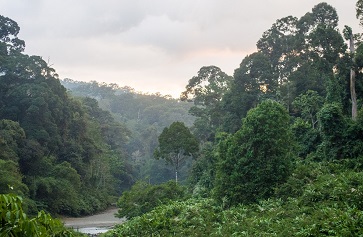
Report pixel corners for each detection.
[0,119,25,161]
[256,3,345,111]
[214,100,295,206]
[154,122,199,182]
[357,0,363,27]
[292,90,324,129]
[181,66,232,141]
[0,14,139,216]
[0,14,25,56]
[257,15,299,77]
[0,160,28,196]
[222,52,276,132]
[317,103,347,160]
[180,66,232,106]
[343,26,358,120]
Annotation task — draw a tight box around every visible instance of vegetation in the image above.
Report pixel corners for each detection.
[0,193,83,237]
[61,79,195,184]
[105,160,363,237]
[2,1,363,236]
[115,180,187,219]
[0,14,133,216]
[214,100,295,206]
[154,122,199,182]
[104,1,363,236]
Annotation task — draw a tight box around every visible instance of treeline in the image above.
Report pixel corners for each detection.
[3,1,363,235]
[0,15,134,216]
[105,2,363,236]
[61,79,195,184]
[184,2,363,196]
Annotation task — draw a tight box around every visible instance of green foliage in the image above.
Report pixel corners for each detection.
[357,0,363,27]
[116,181,186,219]
[292,90,324,129]
[155,121,199,182]
[61,79,195,184]
[221,52,277,133]
[292,118,321,158]
[156,122,199,160]
[0,194,80,237]
[0,160,28,196]
[214,100,295,206]
[0,17,133,215]
[181,66,233,141]
[107,199,221,237]
[32,175,79,215]
[0,15,25,56]
[255,2,345,112]
[0,120,25,161]
[317,103,347,160]
[107,160,363,237]
[2,2,363,233]
[188,142,217,198]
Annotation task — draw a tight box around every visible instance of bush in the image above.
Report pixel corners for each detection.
[106,199,221,237]
[107,160,363,236]
[0,193,81,237]
[116,180,186,219]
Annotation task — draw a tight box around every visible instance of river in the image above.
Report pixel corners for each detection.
[62,207,126,235]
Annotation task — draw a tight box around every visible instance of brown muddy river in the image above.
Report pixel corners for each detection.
[62,208,125,235]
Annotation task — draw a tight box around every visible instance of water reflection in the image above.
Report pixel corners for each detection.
[76,226,110,234]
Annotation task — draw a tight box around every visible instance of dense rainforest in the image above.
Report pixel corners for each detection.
[105,2,363,236]
[60,79,195,184]
[2,1,363,236]
[0,14,136,217]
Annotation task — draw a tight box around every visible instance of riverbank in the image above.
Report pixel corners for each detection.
[62,207,125,235]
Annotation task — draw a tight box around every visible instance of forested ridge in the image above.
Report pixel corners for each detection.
[0,14,135,217]
[60,79,196,184]
[2,1,363,236]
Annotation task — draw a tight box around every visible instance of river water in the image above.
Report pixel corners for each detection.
[62,207,125,235]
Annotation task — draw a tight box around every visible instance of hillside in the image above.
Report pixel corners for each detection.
[61,79,196,184]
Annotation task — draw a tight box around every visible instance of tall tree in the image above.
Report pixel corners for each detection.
[343,26,358,120]
[357,0,363,26]
[181,66,232,141]
[0,15,25,55]
[214,100,295,206]
[154,122,199,182]
[256,3,345,111]
[222,52,276,133]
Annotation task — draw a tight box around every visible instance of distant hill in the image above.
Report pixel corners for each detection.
[61,78,196,184]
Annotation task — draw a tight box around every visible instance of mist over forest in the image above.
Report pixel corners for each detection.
[2,1,363,236]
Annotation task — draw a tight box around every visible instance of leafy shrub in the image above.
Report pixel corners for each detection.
[0,193,82,237]
[116,180,186,219]
[106,199,221,237]
[107,160,363,236]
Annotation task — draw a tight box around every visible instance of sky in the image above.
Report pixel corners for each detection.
[0,0,360,97]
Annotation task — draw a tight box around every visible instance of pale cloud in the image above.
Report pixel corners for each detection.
[0,0,360,97]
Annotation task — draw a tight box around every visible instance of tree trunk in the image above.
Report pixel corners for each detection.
[351,69,357,120]
[175,153,180,183]
[349,33,357,120]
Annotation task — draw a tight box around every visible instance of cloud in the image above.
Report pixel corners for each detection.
[0,0,360,97]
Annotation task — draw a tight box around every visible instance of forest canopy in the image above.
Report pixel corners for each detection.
[2,1,363,236]
[0,14,135,216]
